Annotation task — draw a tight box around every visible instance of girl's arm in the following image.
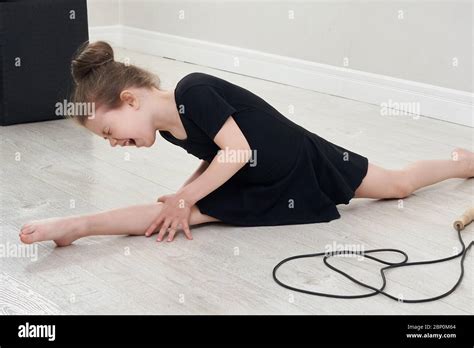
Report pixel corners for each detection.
[178,116,251,206]
[180,160,210,188]
[145,116,250,241]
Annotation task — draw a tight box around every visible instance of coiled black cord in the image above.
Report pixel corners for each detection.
[272,225,473,303]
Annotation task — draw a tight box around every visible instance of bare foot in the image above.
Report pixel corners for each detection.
[20,217,86,247]
[451,147,474,178]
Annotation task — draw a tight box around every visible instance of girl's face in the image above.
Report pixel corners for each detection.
[84,90,157,148]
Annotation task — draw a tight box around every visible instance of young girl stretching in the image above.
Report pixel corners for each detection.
[20,41,474,246]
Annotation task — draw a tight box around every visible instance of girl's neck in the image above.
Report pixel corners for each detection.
[152,88,183,134]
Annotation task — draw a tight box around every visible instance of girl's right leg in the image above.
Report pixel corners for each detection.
[19,202,220,247]
[354,147,474,199]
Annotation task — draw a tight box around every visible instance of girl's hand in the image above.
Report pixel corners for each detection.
[145,194,193,242]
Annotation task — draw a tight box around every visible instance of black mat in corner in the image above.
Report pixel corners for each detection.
[0,0,89,126]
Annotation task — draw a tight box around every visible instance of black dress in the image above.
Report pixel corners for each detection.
[159,72,369,227]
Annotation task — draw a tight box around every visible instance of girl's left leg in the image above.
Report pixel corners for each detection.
[354,147,474,199]
[19,202,220,247]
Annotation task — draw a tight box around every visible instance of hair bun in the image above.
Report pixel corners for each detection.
[71,40,115,83]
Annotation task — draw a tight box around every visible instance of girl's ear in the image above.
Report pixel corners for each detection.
[120,90,138,108]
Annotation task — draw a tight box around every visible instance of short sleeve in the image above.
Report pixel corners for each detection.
[179,85,237,140]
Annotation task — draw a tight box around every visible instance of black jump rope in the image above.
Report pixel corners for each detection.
[272,207,474,303]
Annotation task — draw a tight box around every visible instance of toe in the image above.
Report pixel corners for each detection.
[20,229,43,244]
[20,233,32,244]
[21,225,35,235]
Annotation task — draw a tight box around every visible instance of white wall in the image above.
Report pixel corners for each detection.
[87,0,119,27]
[86,0,473,126]
[114,0,472,93]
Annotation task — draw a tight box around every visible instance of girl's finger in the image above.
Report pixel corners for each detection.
[145,215,164,237]
[144,222,156,237]
[167,220,180,242]
[157,219,171,242]
[156,195,168,203]
[182,220,193,240]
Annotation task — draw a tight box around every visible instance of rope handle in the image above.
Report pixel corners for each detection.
[453,207,474,231]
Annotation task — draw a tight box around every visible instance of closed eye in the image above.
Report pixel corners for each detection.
[102,128,111,139]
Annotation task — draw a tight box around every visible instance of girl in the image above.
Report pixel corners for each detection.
[20,41,473,246]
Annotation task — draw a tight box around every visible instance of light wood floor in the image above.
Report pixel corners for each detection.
[0,47,472,314]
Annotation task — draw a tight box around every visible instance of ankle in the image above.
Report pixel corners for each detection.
[71,216,90,238]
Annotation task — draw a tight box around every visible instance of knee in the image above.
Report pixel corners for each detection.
[392,170,413,198]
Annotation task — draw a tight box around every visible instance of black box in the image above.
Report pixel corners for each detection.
[0,0,89,126]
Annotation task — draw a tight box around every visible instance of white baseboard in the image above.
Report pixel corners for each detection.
[89,25,473,127]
